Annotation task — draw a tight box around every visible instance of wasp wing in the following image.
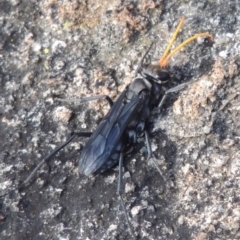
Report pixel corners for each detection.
[79,89,145,175]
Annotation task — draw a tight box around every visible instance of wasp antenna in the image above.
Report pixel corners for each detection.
[159,17,214,68]
[159,16,185,67]
[135,42,155,77]
[160,33,214,68]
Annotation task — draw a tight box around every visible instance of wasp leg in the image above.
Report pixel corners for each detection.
[158,80,197,109]
[56,95,114,107]
[117,152,136,239]
[19,132,92,191]
[144,131,167,182]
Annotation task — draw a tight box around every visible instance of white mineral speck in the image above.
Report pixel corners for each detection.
[125,182,135,194]
[53,106,73,123]
[32,42,41,52]
[219,50,228,59]
[131,205,142,217]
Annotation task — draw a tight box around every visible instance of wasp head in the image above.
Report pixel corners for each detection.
[141,64,170,84]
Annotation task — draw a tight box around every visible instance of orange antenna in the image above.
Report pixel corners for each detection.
[159,17,214,68]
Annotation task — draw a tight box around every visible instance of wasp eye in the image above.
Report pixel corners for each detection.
[156,70,170,81]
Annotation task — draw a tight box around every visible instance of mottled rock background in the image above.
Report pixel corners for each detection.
[0,1,240,240]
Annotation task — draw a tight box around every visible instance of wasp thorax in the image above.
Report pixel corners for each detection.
[127,78,152,99]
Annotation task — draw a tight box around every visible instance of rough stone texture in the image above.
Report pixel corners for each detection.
[1,1,240,240]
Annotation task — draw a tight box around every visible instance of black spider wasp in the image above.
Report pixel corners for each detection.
[3,17,213,239]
